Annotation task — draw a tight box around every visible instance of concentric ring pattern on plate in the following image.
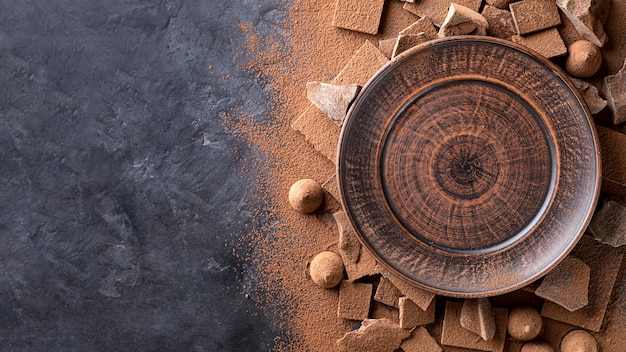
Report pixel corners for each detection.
[337,37,600,297]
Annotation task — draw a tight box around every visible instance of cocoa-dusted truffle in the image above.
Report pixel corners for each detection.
[507,306,543,341]
[521,340,554,352]
[288,178,324,213]
[309,251,345,289]
[560,330,598,352]
[565,40,602,79]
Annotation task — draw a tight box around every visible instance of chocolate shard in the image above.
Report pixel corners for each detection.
[399,16,438,40]
[460,298,497,341]
[392,32,428,59]
[401,326,443,352]
[337,318,411,352]
[556,0,608,47]
[481,5,517,40]
[337,280,373,320]
[603,58,626,125]
[509,0,561,35]
[438,3,489,38]
[374,276,401,308]
[536,256,590,312]
[399,296,436,329]
[588,197,626,247]
[306,82,360,127]
[569,76,607,114]
[512,28,567,59]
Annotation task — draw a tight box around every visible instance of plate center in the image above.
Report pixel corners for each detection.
[380,79,556,253]
[434,134,499,200]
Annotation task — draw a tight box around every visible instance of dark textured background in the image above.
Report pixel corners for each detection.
[0,1,281,350]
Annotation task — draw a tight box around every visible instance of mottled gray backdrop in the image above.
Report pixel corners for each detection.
[0,0,283,350]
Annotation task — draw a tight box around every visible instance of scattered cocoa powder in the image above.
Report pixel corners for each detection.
[223,0,626,351]
[226,2,416,350]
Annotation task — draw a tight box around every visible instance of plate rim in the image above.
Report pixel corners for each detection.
[336,36,601,298]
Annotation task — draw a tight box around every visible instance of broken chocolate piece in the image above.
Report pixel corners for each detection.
[512,28,567,58]
[442,301,508,352]
[438,3,489,38]
[336,318,411,352]
[558,9,586,47]
[588,197,626,247]
[392,32,428,59]
[322,174,340,204]
[345,249,382,281]
[603,58,626,125]
[509,0,561,35]
[292,41,388,163]
[403,0,482,27]
[337,280,372,320]
[400,16,439,40]
[291,105,340,163]
[333,211,382,280]
[383,270,435,311]
[482,5,517,40]
[333,41,390,86]
[332,0,385,35]
[536,256,590,312]
[460,298,496,341]
[401,326,443,352]
[556,0,608,47]
[370,302,400,323]
[333,211,361,265]
[597,126,626,197]
[541,235,624,331]
[485,0,516,10]
[374,276,401,308]
[379,38,397,60]
[399,296,436,329]
[568,76,607,114]
[306,82,360,127]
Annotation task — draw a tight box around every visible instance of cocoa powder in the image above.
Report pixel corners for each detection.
[225,0,626,351]
[227,2,416,350]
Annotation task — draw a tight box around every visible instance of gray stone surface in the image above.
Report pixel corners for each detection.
[0,0,281,350]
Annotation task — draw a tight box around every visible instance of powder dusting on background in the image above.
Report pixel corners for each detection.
[221,0,626,351]
[221,1,417,350]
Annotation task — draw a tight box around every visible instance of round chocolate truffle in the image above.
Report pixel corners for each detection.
[507,306,543,341]
[560,330,598,352]
[288,179,324,213]
[309,251,345,289]
[565,40,602,79]
[521,340,554,352]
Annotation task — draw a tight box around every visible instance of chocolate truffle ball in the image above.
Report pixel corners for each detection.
[288,178,324,213]
[521,340,554,352]
[507,306,543,341]
[309,251,345,289]
[560,330,598,352]
[565,40,602,79]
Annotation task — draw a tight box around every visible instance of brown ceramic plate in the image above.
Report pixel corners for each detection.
[337,36,600,298]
